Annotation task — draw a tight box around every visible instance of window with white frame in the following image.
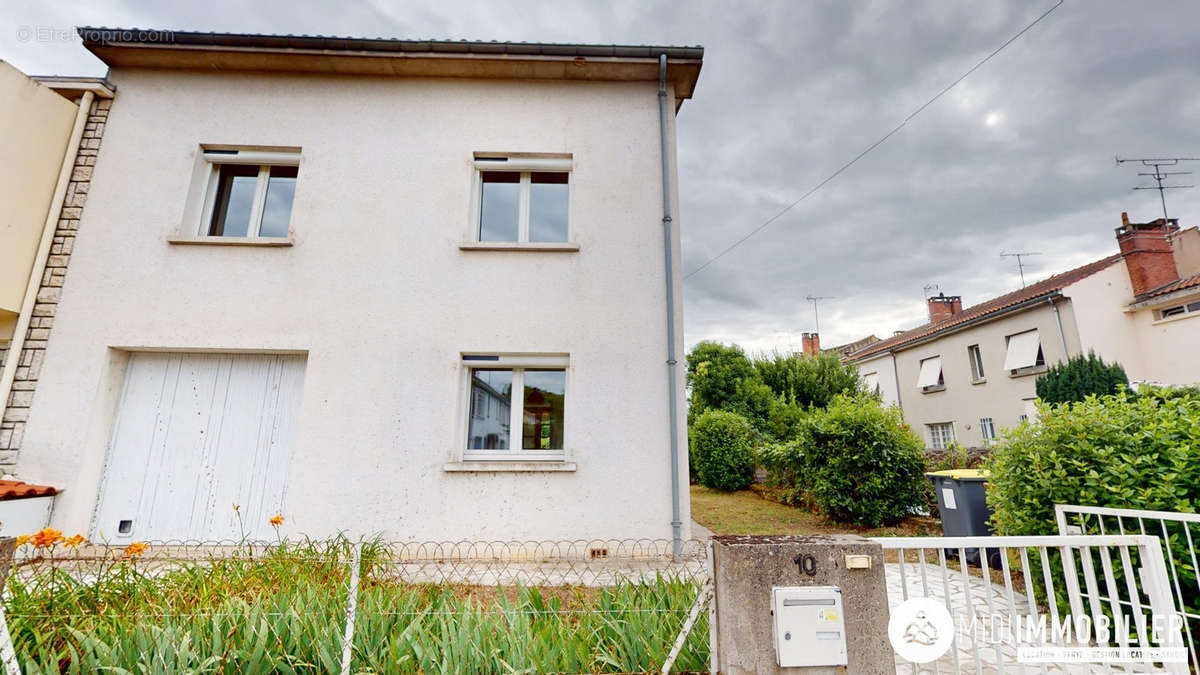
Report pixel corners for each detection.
[968,344,986,381]
[474,155,571,243]
[979,417,997,444]
[927,422,955,450]
[917,356,944,392]
[200,149,299,238]
[463,354,567,460]
[862,371,880,394]
[1003,329,1045,375]
[1157,299,1200,320]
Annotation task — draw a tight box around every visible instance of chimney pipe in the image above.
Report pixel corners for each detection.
[1116,213,1180,296]
[926,292,963,323]
[801,332,821,357]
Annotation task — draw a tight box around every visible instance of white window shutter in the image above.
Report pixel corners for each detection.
[862,372,879,392]
[1003,331,1041,370]
[917,357,942,388]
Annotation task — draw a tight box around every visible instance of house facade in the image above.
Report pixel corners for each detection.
[851,214,1200,449]
[2,29,701,544]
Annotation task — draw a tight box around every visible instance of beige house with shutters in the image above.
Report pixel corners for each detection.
[850,213,1200,449]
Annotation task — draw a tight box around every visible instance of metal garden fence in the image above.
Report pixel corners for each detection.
[1,537,714,674]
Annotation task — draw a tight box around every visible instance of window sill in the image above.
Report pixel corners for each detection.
[443,461,577,473]
[458,242,580,252]
[168,235,294,247]
[1008,367,1046,378]
[971,378,987,385]
[921,385,946,394]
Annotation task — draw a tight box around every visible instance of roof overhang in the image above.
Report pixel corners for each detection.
[31,75,116,99]
[77,28,703,110]
[1127,283,1200,311]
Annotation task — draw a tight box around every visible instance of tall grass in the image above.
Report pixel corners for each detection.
[6,538,708,673]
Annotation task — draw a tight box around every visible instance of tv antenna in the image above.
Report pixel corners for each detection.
[922,284,940,303]
[1116,156,1199,221]
[1000,251,1041,288]
[805,295,835,335]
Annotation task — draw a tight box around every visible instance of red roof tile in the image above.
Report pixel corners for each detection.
[0,481,58,501]
[1143,272,1200,299]
[850,254,1123,361]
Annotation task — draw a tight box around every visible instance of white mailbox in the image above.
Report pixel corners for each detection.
[771,586,848,668]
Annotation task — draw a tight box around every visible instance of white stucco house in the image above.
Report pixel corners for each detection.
[0,28,703,545]
[850,213,1200,449]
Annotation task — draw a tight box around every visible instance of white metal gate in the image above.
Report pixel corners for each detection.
[876,534,1186,674]
[1057,504,1200,670]
[93,352,306,542]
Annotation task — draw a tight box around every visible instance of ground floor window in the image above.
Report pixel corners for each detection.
[464,354,567,460]
[927,422,955,450]
[979,417,997,444]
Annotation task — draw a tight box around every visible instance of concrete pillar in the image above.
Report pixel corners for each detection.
[712,534,892,674]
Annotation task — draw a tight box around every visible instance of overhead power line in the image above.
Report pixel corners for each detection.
[683,0,1064,281]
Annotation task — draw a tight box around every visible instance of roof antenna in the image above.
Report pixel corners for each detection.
[804,295,835,335]
[1000,251,1042,288]
[1116,156,1198,222]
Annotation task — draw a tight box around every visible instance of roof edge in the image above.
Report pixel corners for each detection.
[75,27,704,103]
[849,254,1122,361]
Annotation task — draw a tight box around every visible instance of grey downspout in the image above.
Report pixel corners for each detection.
[658,53,683,559]
[1048,297,1070,360]
[889,351,903,410]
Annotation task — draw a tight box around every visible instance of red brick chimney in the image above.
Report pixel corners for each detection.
[926,293,963,323]
[800,332,820,357]
[1116,212,1180,296]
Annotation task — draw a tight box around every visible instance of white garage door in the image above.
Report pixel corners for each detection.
[93,353,306,542]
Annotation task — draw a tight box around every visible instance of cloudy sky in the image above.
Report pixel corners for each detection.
[4,1,1199,354]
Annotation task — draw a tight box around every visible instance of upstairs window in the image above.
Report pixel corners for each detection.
[1003,330,1045,376]
[1157,300,1200,320]
[917,356,944,393]
[475,155,571,244]
[200,149,299,239]
[862,371,880,394]
[967,344,986,381]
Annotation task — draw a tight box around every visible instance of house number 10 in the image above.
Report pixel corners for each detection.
[794,554,817,576]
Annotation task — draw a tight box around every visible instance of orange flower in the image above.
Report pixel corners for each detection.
[30,528,63,548]
[269,515,284,527]
[14,535,30,548]
[123,542,148,557]
[64,534,87,548]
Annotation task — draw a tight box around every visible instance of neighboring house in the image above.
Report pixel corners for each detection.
[850,213,1200,449]
[828,334,881,361]
[0,61,114,463]
[1,29,702,544]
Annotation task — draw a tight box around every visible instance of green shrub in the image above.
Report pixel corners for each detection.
[688,410,757,491]
[762,395,926,526]
[685,342,758,414]
[987,391,1200,621]
[1035,352,1128,405]
[987,391,1200,536]
[755,350,862,409]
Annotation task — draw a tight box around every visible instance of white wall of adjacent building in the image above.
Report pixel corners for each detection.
[16,69,690,542]
[1066,262,1200,386]
[0,61,78,340]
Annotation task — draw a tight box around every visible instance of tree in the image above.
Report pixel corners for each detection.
[685,341,760,414]
[755,350,862,409]
[1035,352,1128,406]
